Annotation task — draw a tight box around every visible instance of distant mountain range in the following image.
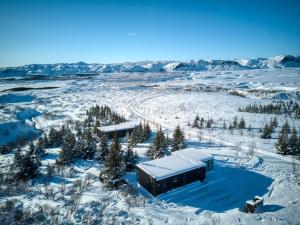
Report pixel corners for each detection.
[1,55,299,77]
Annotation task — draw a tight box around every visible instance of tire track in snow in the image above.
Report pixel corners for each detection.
[127,94,300,164]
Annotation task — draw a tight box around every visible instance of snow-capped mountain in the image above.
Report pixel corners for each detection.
[0,55,299,77]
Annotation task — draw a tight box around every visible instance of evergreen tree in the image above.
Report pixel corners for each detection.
[233,116,238,128]
[48,128,56,147]
[36,136,47,157]
[99,134,125,187]
[141,122,151,142]
[124,145,138,171]
[297,135,300,156]
[172,125,186,152]
[57,125,67,145]
[223,121,227,129]
[247,125,252,131]
[192,115,200,128]
[166,133,171,146]
[98,134,108,160]
[282,120,291,134]
[0,145,10,154]
[206,119,212,128]
[43,134,50,148]
[130,126,143,146]
[129,128,140,147]
[261,123,272,139]
[276,126,289,155]
[84,128,97,159]
[238,117,246,129]
[147,128,168,159]
[271,117,278,128]
[58,131,76,165]
[127,131,135,148]
[74,134,85,158]
[28,141,35,154]
[75,122,82,137]
[36,136,44,148]
[95,119,101,127]
[35,143,46,158]
[288,127,298,155]
[14,146,41,180]
[48,127,62,147]
[137,123,144,141]
[93,124,98,135]
[200,117,204,128]
[14,146,23,165]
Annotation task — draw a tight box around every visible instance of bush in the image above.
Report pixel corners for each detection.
[0,145,10,154]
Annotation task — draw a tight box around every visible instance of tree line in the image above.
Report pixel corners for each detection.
[0,105,126,155]
[238,100,300,119]
[85,105,126,127]
[7,105,153,186]
[192,115,247,130]
[192,115,213,129]
[191,113,300,158]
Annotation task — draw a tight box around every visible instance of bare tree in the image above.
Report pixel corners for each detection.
[248,141,256,159]
[233,142,241,167]
[198,130,203,143]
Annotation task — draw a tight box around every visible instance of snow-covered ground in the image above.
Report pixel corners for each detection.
[0,68,300,224]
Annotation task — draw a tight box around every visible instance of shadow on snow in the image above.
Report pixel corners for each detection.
[157,160,276,213]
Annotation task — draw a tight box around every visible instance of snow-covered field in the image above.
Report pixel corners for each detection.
[0,68,300,224]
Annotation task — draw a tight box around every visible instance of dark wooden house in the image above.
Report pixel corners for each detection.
[97,121,139,139]
[136,151,210,196]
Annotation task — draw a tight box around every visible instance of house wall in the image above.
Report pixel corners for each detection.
[100,128,135,139]
[137,167,155,194]
[138,166,206,196]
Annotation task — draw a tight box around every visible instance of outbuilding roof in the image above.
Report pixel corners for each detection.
[98,120,140,133]
[137,149,211,181]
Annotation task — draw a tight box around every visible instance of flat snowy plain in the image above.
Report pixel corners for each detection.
[0,68,299,224]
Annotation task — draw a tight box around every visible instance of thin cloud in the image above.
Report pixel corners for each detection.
[127,32,137,36]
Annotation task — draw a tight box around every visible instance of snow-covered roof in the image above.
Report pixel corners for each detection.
[173,148,214,163]
[137,154,206,181]
[246,200,255,206]
[98,120,140,133]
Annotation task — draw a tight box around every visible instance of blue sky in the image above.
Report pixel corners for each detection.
[0,0,299,67]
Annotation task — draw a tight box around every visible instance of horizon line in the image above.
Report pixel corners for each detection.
[1,54,299,68]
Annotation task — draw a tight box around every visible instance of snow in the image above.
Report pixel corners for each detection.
[0,67,299,224]
[98,120,140,133]
[136,148,214,181]
[0,121,40,145]
[137,154,206,181]
[16,108,42,121]
[246,200,255,206]
[0,93,34,103]
[173,148,214,163]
